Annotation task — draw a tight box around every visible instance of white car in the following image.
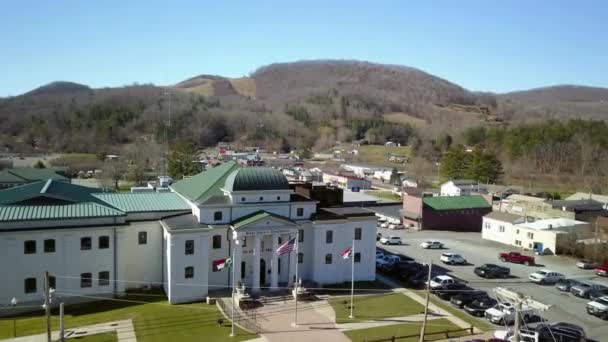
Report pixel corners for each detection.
[440,253,467,265]
[427,275,455,289]
[485,302,534,324]
[586,296,608,320]
[388,223,404,230]
[380,236,402,245]
[379,222,390,228]
[420,240,444,249]
[528,269,565,285]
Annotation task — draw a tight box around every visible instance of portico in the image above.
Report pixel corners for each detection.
[231,211,299,295]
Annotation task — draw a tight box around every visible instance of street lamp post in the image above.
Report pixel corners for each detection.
[10,297,18,337]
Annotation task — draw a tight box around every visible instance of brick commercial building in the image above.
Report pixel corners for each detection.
[402,191,492,232]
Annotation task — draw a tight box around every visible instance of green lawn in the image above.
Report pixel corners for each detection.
[73,332,118,342]
[0,291,255,342]
[329,293,424,323]
[344,318,470,342]
[339,144,411,167]
[412,290,495,332]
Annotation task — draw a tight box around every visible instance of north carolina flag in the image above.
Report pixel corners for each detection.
[340,247,353,259]
[213,257,232,271]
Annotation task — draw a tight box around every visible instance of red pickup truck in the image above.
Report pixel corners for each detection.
[595,264,608,277]
[499,252,535,266]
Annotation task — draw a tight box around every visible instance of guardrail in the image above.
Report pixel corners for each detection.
[216,297,265,334]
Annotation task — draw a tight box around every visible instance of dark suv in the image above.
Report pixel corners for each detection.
[474,264,510,279]
[450,291,489,308]
[433,283,469,300]
[535,322,586,342]
[463,297,497,317]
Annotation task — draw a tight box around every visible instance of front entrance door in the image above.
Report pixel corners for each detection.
[260,259,266,285]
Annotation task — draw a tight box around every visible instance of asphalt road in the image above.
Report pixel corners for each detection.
[376,229,608,340]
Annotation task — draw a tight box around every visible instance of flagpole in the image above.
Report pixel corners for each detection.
[230,239,236,337]
[293,230,299,326]
[349,239,355,319]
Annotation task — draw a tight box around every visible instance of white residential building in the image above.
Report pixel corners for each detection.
[440,180,487,196]
[482,213,592,255]
[0,162,376,313]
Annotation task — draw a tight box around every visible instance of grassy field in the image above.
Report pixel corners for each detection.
[366,190,401,202]
[329,293,424,323]
[383,112,428,128]
[0,292,255,342]
[344,318,470,342]
[339,144,411,167]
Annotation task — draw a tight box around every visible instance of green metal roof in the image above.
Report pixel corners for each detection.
[0,168,69,183]
[93,192,191,212]
[170,161,240,204]
[224,167,290,192]
[423,195,491,211]
[0,180,110,206]
[0,202,124,222]
[231,210,295,230]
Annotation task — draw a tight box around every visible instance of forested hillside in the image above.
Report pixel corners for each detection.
[0,60,607,156]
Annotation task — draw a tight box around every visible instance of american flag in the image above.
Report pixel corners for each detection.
[275,238,297,256]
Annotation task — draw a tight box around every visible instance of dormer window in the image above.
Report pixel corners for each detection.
[214,211,223,221]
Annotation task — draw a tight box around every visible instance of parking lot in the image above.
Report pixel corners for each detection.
[376,228,608,340]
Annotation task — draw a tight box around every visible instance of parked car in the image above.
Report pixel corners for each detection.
[528,269,565,285]
[450,291,489,308]
[499,252,535,266]
[409,269,439,288]
[556,278,583,292]
[376,232,382,241]
[576,259,599,269]
[380,236,402,245]
[595,264,608,277]
[571,282,607,298]
[485,302,534,325]
[433,283,469,300]
[376,250,384,258]
[379,222,390,228]
[474,264,510,279]
[589,287,608,300]
[494,323,586,342]
[440,252,467,265]
[420,240,444,249]
[428,275,455,289]
[376,255,400,269]
[388,223,404,230]
[463,297,498,317]
[586,296,608,320]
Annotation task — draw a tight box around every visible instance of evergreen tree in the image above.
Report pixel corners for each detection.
[33,160,46,169]
[167,140,199,179]
[390,167,401,185]
[439,145,469,180]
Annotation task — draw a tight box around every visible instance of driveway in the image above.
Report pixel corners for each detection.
[376,229,608,340]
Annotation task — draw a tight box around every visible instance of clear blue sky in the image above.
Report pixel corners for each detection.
[1,0,607,96]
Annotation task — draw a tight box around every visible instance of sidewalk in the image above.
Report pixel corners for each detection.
[2,319,136,342]
[336,314,445,331]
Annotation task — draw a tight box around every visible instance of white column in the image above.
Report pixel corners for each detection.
[234,238,243,286]
[287,232,296,287]
[252,235,261,295]
[271,233,279,291]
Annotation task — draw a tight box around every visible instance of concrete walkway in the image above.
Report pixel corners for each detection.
[336,313,445,331]
[255,300,350,342]
[2,319,136,342]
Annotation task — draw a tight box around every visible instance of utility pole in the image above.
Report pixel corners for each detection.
[44,271,51,342]
[513,293,523,342]
[419,260,432,342]
[59,302,65,342]
[594,218,600,261]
